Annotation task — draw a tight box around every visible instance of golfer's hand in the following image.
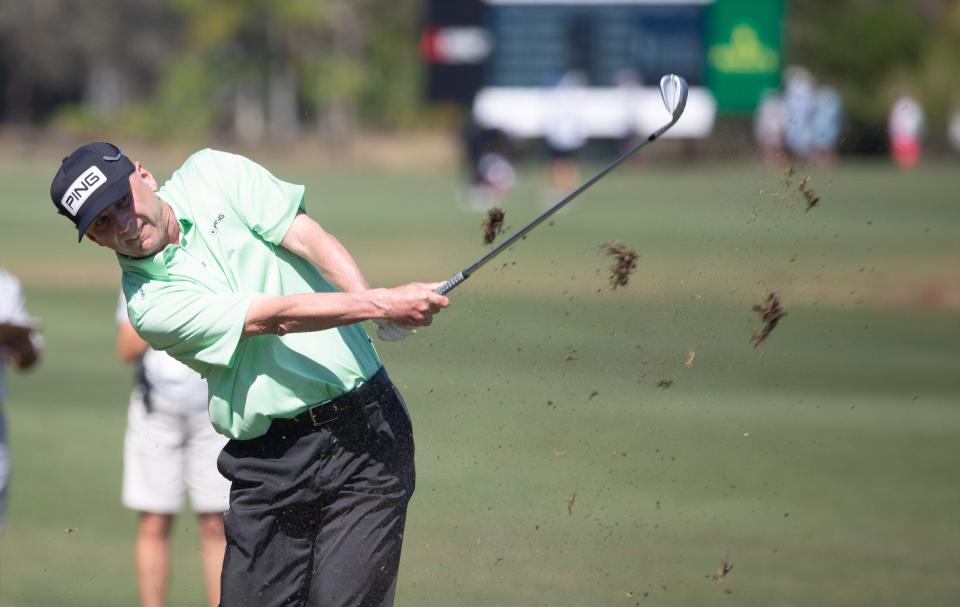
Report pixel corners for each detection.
[377,282,449,328]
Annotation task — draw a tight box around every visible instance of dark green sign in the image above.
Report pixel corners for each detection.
[706,0,785,114]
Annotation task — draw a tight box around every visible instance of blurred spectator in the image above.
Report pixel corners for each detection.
[812,85,844,165]
[948,106,960,153]
[783,66,817,162]
[888,94,925,169]
[615,69,645,157]
[544,70,588,196]
[754,89,787,167]
[0,269,41,535]
[460,119,517,211]
[116,294,229,607]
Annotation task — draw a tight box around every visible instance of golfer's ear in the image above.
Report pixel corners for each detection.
[134,161,158,191]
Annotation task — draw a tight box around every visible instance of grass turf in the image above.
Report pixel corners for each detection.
[0,153,958,606]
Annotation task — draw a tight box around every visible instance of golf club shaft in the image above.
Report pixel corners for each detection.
[436,119,679,296]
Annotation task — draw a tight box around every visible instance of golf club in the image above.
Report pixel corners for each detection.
[435,74,689,296]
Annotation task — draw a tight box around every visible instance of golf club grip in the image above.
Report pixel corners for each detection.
[435,272,466,295]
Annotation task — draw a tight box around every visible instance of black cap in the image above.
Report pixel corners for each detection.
[50,142,135,242]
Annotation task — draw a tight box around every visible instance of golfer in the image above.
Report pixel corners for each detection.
[49,142,449,606]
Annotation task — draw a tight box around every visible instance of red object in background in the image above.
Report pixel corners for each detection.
[891,136,921,169]
[421,0,487,104]
[419,26,441,63]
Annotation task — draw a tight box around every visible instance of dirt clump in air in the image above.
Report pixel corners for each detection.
[481,207,506,244]
[708,560,734,581]
[751,292,787,347]
[602,241,639,289]
[798,176,821,211]
[783,166,822,211]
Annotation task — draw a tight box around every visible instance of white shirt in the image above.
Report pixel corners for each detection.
[116,294,208,411]
[545,72,588,152]
[0,271,36,402]
[889,96,925,140]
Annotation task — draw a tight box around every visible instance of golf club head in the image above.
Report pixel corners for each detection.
[659,74,689,120]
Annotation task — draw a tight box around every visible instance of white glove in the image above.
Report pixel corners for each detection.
[373,319,414,342]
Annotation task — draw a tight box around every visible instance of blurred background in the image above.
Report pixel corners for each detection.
[0,0,958,157]
[0,1,958,606]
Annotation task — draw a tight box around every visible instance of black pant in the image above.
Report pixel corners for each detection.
[217,371,416,607]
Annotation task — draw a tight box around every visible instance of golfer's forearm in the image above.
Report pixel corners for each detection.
[308,237,370,293]
[243,291,385,337]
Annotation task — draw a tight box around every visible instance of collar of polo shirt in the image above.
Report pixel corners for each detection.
[117,214,194,278]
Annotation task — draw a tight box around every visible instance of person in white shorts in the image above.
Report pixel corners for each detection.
[116,294,229,607]
[0,269,41,535]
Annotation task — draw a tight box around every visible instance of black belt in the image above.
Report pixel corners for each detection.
[272,368,392,430]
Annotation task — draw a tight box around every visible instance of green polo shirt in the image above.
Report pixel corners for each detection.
[119,149,382,440]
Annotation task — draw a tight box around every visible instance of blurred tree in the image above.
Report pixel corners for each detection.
[914,0,960,131]
[360,0,423,129]
[169,0,362,143]
[4,0,957,152]
[0,0,89,122]
[0,0,425,140]
[167,0,423,142]
[0,0,177,124]
[789,0,960,151]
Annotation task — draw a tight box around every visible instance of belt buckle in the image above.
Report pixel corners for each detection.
[308,403,338,427]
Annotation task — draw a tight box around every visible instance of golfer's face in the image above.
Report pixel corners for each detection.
[85,164,166,257]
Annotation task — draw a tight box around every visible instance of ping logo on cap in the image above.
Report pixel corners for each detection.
[61,166,107,216]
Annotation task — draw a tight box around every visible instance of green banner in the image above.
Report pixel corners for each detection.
[706,0,785,114]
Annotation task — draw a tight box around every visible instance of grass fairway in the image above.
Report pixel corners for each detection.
[1,150,958,606]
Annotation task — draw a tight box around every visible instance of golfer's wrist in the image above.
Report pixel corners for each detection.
[364,289,391,321]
